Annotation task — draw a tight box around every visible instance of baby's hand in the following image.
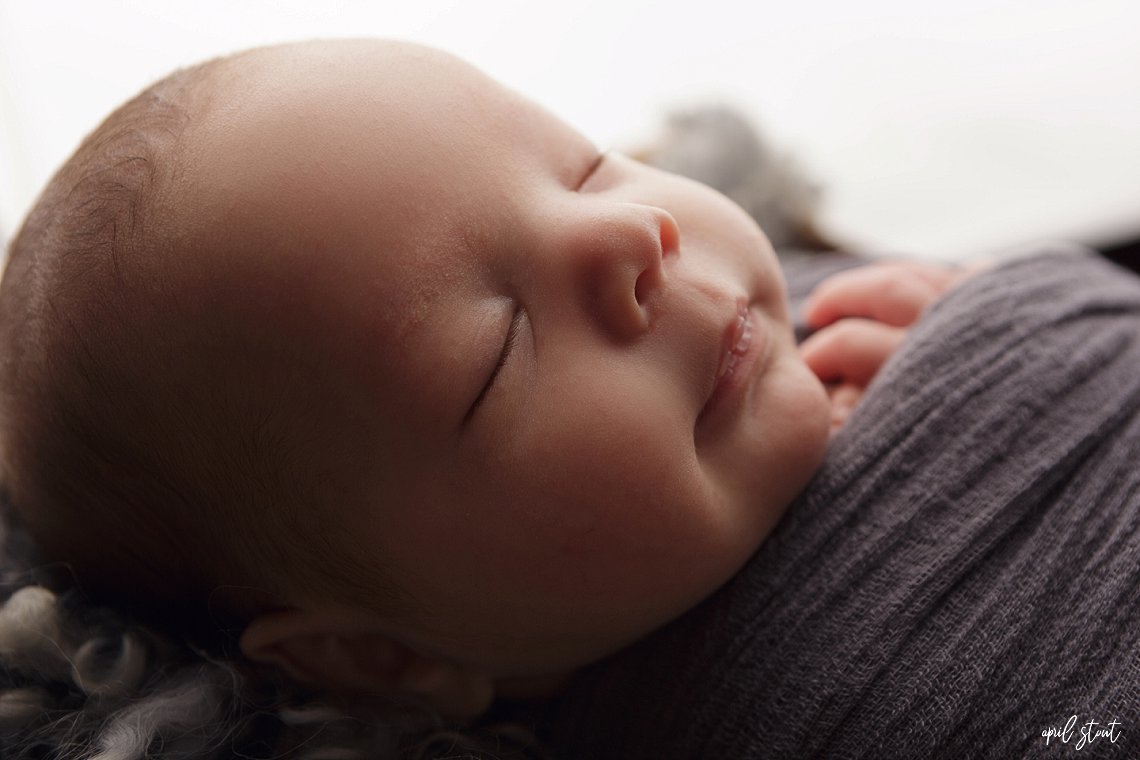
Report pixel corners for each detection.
[802,260,980,331]
[799,260,985,435]
[800,318,905,435]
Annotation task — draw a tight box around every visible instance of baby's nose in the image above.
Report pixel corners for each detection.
[570,203,679,341]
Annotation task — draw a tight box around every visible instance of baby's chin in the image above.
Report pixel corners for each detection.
[786,347,832,455]
[756,340,832,505]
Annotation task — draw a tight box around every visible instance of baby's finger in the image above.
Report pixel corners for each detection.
[882,260,969,291]
[799,319,907,385]
[803,266,941,329]
[827,382,864,435]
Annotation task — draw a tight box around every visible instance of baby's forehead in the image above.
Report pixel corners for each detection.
[176,39,590,272]
[199,40,507,143]
[179,43,511,224]
[188,39,589,186]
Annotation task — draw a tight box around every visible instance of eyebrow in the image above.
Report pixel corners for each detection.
[463,303,524,427]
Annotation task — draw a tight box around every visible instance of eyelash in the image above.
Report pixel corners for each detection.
[578,151,607,191]
[465,303,523,424]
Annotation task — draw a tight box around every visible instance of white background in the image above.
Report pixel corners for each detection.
[2,0,1139,261]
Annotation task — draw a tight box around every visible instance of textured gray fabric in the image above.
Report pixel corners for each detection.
[539,244,1140,758]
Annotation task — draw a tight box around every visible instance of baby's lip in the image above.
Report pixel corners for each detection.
[697,297,762,429]
[714,300,753,385]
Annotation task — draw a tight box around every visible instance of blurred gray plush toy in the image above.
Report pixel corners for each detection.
[633,106,839,258]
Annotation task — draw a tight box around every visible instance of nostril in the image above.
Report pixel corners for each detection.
[632,209,674,312]
[634,262,664,309]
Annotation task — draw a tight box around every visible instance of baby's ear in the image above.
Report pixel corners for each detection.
[239,607,494,719]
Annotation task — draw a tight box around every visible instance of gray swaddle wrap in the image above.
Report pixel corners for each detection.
[537,245,1140,758]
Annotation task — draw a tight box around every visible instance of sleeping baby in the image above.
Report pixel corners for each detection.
[0,39,969,721]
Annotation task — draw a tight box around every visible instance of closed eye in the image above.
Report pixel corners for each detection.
[464,303,524,426]
[576,151,607,191]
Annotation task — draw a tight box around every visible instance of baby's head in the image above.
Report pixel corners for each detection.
[0,40,830,716]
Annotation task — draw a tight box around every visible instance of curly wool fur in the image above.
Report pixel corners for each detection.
[0,504,550,760]
[0,584,245,760]
[0,581,552,760]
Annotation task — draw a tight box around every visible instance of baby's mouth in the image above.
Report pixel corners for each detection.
[714,302,754,385]
[697,298,761,428]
